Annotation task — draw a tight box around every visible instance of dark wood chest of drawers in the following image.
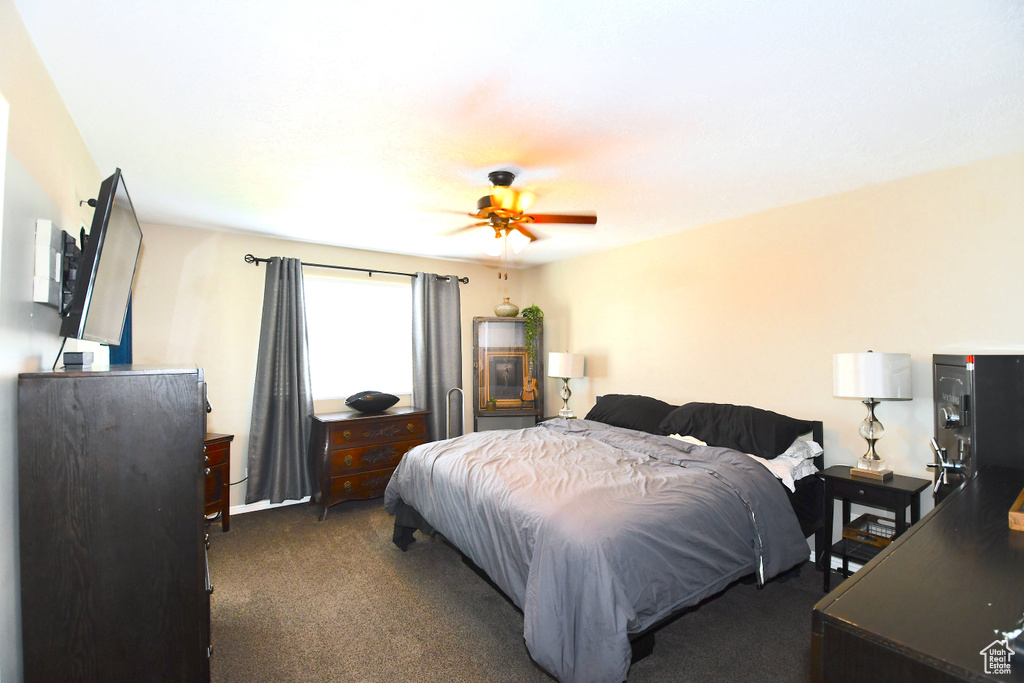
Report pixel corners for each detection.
[18,367,210,681]
[309,407,430,520]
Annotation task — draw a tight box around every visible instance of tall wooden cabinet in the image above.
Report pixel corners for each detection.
[17,366,211,682]
[472,316,544,431]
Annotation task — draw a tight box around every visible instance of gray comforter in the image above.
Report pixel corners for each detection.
[383,418,810,683]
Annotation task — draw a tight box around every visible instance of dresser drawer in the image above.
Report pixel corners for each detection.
[330,438,423,475]
[328,415,427,447]
[328,467,396,500]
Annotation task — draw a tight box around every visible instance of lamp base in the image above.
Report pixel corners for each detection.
[558,377,574,419]
[851,458,893,481]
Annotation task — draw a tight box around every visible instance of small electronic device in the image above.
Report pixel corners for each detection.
[62,352,94,367]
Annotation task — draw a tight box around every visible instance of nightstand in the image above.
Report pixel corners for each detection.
[204,433,233,531]
[817,465,930,592]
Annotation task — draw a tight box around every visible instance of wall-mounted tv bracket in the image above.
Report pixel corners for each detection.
[60,197,98,315]
[59,230,83,315]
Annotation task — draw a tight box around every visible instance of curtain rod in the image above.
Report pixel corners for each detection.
[243,254,469,284]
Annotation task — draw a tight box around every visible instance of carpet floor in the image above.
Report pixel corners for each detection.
[207,500,821,682]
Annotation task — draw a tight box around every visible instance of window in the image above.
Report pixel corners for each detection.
[303,274,413,400]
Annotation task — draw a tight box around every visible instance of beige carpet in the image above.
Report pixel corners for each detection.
[207,499,819,682]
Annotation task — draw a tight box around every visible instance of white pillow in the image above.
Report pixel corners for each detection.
[746,438,823,492]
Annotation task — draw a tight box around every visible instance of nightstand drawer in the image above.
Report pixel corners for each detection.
[330,438,422,474]
[204,441,230,467]
[832,480,896,508]
[204,464,227,503]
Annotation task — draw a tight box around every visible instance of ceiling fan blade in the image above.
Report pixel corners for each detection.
[522,213,597,225]
[440,221,489,237]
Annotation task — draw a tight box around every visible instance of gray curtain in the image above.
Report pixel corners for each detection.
[246,257,314,504]
[412,272,463,441]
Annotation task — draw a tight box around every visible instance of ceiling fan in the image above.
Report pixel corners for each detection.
[447,170,597,277]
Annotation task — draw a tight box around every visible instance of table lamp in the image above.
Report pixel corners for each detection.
[548,352,585,418]
[833,351,913,480]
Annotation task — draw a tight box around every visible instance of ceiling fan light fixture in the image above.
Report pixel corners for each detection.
[491,186,516,211]
[487,170,516,187]
[514,190,535,213]
[507,227,531,254]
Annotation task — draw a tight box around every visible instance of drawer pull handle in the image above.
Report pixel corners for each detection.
[344,455,353,468]
[858,489,865,496]
[343,480,352,491]
[407,422,415,432]
[205,467,211,476]
[343,430,352,440]
[204,455,209,464]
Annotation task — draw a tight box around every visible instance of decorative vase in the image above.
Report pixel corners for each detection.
[494,298,519,317]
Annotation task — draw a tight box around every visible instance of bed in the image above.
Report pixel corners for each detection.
[384,396,824,683]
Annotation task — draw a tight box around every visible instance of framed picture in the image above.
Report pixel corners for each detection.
[482,348,529,409]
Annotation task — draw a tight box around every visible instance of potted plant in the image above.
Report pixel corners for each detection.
[520,305,543,365]
[487,396,497,411]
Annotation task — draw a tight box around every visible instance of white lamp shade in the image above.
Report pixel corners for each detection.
[479,227,502,256]
[833,352,913,400]
[506,228,531,254]
[548,352,585,379]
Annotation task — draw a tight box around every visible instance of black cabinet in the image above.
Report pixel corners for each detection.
[18,366,210,682]
[817,465,929,592]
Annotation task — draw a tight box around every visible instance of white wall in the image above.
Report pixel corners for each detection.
[523,150,1024,519]
[0,156,82,683]
[133,151,1024,525]
[130,224,527,508]
[0,3,103,678]
[0,89,10,683]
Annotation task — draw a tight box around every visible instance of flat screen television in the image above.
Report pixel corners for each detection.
[60,168,143,345]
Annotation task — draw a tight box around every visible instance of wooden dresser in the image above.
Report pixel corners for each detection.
[204,433,233,531]
[309,407,430,520]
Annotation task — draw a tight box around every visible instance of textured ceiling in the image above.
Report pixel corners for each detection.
[13,0,1024,267]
